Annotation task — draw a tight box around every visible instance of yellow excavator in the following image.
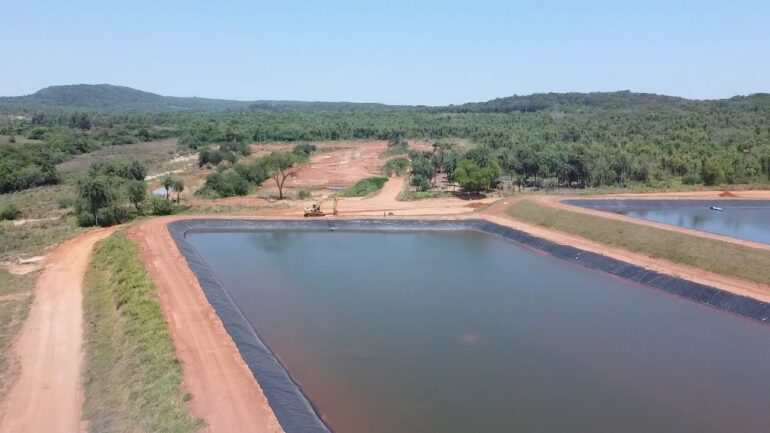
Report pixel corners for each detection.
[304,197,339,217]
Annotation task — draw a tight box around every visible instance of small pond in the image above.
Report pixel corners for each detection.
[565,199,770,244]
[187,229,770,433]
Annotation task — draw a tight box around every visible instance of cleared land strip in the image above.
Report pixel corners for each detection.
[0,227,115,433]
[495,199,770,302]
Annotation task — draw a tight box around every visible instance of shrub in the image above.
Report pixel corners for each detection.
[78,211,96,227]
[57,196,76,209]
[26,127,48,140]
[681,172,702,185]
[382,158,410,176]
[178,133,203,149]
[198,147,238,168]
[410,174,432,192]
[234,161,269,185]
[343,177,388,197]
[200,169,250,198]
[96,205,131,227]
[299,189,311,199]
[0,203,22,220]
[293,143,317,156]
[384,136,408,156]
[220,141,251,156]
[150,197,176,215]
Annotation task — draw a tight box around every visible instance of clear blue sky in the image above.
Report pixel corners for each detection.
[2,0,768,105]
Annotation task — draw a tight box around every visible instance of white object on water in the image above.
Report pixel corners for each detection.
[710,206,724,211]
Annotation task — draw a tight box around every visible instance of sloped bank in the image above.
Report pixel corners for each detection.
[168,218,770,433]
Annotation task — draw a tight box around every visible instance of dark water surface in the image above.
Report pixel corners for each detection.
[187,230,770,433]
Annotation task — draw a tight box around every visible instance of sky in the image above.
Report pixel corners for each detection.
[1,0,768,105]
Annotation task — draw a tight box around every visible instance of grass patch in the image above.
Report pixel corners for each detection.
[0,270,35,398]
[342,177,388,197]
[0,135,43,146]
[83,231,203,433]
[57,138,183,181]
[0,216,83,260]
[507,200,770,285]
[0,269,37,297]
[381,158,410,177]
[398,189,451,201]
[182,203,283,215]
[381,142,408,157]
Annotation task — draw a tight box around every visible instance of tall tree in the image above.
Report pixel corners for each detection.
[454,159,497,194]
[264,151,307,199]
[162,175,174,200]
[127,180,147,211]
[78,175,114,225]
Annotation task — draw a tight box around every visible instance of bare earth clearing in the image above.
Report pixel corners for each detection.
[3,139,770,433]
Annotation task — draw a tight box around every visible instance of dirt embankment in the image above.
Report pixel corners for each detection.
[0,227,116,433]
[129,220,283,433]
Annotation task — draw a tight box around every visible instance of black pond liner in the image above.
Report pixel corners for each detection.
[168,218,770,433]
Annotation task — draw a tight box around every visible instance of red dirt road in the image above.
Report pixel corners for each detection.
[0,227,115,433]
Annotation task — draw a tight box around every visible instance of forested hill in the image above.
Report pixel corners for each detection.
[444,91,690,113]
[444,91,770,113]
[2,84,770,195]
[3,84,768,114]
[0,84,391,112]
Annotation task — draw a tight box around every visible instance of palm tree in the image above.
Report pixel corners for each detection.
[171,179,185,202]
[162,176,174,200]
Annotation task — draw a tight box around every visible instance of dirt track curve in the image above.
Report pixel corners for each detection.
[0,227,116,433]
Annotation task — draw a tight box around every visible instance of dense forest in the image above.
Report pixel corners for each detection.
[1,85,769,194]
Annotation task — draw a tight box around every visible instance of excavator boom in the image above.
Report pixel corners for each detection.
[303,197,339,217]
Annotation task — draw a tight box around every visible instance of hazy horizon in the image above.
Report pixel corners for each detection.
[4,83,768,106]
[3,0,768,105]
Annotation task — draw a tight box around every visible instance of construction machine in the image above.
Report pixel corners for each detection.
[304,197,339,217]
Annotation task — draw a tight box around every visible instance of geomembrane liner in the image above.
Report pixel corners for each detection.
[168,218,770,433]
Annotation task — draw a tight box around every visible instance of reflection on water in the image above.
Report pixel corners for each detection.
[188,230,770,433]
[618,208,770,244]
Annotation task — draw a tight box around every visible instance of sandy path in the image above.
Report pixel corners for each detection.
[129,220,283,433]
[0,227,116,433]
